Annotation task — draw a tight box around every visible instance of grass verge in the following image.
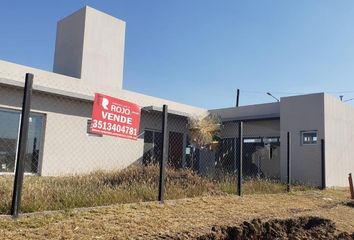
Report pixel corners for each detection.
[0,165,309,214]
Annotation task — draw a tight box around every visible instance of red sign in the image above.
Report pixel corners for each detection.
[90,93,141,140]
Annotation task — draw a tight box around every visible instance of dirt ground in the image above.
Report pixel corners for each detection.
[0,189,353,239]
[195,217,354,240]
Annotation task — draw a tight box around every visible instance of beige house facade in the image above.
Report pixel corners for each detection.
[0,6,353,187]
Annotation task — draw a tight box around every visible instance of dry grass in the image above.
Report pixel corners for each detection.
[0,165,307,214]
[188,114,222,148]
[0,166,214,214]
[0,189,352,239]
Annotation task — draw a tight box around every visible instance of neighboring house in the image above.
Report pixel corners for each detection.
[0,6,353,187]
[210,93,354,187]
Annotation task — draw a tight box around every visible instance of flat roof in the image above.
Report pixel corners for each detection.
[210,102,280,122]
[0,60,207,117]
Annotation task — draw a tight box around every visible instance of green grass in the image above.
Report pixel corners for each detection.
[0,165,309,214]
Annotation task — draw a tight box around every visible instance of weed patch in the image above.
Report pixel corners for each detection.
[0,165,306,214]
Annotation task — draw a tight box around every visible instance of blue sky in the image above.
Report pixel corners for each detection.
[1,1,354,109]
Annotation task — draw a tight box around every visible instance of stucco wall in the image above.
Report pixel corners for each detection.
[221,119,280,138]
[81,7,126,90]
[0,85,188,176]
[324,94,354,187]
[210,102,280,121]
[53,6,126,91]
[53,7,86,80]
[280,93,325,186]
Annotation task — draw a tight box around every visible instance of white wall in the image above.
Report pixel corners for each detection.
[280,93,325,186]
[53,7,86,80]
[324,94,354,187]
[0,86,190,176]
[53,6,126,91]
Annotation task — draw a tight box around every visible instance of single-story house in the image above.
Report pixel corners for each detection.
[0,6,353,187]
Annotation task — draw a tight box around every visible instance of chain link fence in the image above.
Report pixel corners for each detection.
[0,73,322,216]
[0,80,167,214]
[241,121,284,194]
[163,120,288,197]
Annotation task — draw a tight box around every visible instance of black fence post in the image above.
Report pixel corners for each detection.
[11,73,33,218]
[158,105,168,203]
[236,89,240,107]
[321,139,326,190]
[287,132,291,192]
[237,121,243,196]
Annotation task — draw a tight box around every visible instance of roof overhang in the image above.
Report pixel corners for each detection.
[141,106,190,118]
[0,77,93,102]
[221,113,280,123]
[0,78,193,118]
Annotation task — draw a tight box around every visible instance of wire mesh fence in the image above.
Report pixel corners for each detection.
[0,82,167,214]
[241,121,285,194]
[0,73,322,215]
[164,119,288,197]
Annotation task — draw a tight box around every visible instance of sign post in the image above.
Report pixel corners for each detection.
[90,93,141,140]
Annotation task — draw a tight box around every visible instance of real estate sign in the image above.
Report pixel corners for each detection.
[90,93,141,140]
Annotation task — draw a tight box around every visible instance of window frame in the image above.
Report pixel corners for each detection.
[301,130,318,145]
[0,107,46,175]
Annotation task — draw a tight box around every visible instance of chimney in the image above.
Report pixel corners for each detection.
[53,6,125,90]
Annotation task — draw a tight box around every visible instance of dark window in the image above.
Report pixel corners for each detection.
[0,108,44,174]
[168,132,184,168]
[143,130,162,165]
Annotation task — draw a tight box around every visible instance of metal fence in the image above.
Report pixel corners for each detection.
[165,120,285,196]
[0,73,325,217]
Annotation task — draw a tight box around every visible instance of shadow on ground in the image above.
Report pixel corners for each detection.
[345,200,354,208]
